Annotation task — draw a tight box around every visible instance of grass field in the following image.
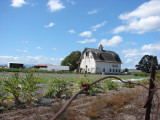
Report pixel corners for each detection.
[0,72,149,84]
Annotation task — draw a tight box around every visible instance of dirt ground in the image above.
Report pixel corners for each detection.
[0,72,159,120]
[0,84,160,120]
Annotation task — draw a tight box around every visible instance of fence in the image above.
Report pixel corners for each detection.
[51,56,160,120]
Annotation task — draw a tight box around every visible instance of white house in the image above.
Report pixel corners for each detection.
[79,45,122,74]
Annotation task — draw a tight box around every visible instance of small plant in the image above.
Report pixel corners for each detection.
[122,83,135,88]
[133,72,150,77]
[45,78,68,98]
[21,72,40,104]
[106,80,118,90]
[1,73,23,107]
[156,74,160,81]
[78,78,104,95]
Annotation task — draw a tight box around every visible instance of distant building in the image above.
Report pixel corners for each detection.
[8,63,24,69]
[34,64,51,69]
[34,64,69,71]
[79,44,122,74]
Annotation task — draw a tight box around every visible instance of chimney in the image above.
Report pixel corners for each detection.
[99,44,103,50]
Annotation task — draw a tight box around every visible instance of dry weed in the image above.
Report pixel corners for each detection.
[85,87,144,119]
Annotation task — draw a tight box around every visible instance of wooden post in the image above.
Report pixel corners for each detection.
[144,56,157,120]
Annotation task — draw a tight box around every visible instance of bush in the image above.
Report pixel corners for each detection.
[122,83,135,88]
[106,80,118,90]
[21,72,40,104]
[45,78,68,98]
[78,78,104,95]
[1,73,22,106]
[133,72,150,77]
[0,72,40,107]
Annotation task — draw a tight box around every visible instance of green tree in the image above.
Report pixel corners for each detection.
[124,68,129,72]
[135,55,158,73]
[61,51,81,71]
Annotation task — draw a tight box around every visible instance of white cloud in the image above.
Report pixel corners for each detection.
[47,0,65,12]
[68,29,76,34]
[113,0,160,34]
[22,40,29,44]
[77,38,96,44]
[79,31,92,37]
[16,49,28,53]
[11,0,27,7]
[36,46,42,50]
[67,0,75,5]
[88,9,98,14]
[23,50,28,53]
[121,49,140,58]
[124,59,133,63]
[52,48,57,50]
[122,42,160,59]
[141,42,160,53]
[0,56,62,65]
[100,36,123,47]
[44,22,55,28]
[129,42,137,46]
[121,41,160,69]
[91,21,106,31]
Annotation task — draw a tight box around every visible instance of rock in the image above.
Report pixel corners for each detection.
[39,98,54,105]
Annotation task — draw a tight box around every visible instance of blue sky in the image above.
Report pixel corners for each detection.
[0,0,160,69]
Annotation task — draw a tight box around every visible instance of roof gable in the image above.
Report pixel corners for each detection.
[82,48,122,63]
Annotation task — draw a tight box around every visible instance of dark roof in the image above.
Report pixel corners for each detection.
[34,64,51,67]
[81,48,122,63]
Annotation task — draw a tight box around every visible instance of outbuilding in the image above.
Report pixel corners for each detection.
[8,63,24,69]
[34,64,69,71]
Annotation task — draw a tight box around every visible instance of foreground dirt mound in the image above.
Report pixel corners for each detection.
[0,86,159,120]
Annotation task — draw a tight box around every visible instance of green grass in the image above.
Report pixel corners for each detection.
[0,68,72,74]
[0,73,149,85]
[36,75,148,84]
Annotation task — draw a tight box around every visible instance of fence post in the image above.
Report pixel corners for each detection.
[144,56,157,120]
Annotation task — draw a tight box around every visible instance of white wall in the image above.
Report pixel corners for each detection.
[80,52,96,73]
[40,65,69,71]
[96,62,121,74]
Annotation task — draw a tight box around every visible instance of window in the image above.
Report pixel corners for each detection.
[116,69,117,72]
[110,69,111,72]
[113,69,114,72]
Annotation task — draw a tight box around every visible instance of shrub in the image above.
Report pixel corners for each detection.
[21,72,40,104]
[133,72,150,77]
[45,78,68,98]
[106,80,118,90]
[122,83,135,88]
[1,73,23,106]
[78,78,104,95]
[0,72,40,107]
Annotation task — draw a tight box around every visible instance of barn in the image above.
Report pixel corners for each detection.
[79,44,122,74]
